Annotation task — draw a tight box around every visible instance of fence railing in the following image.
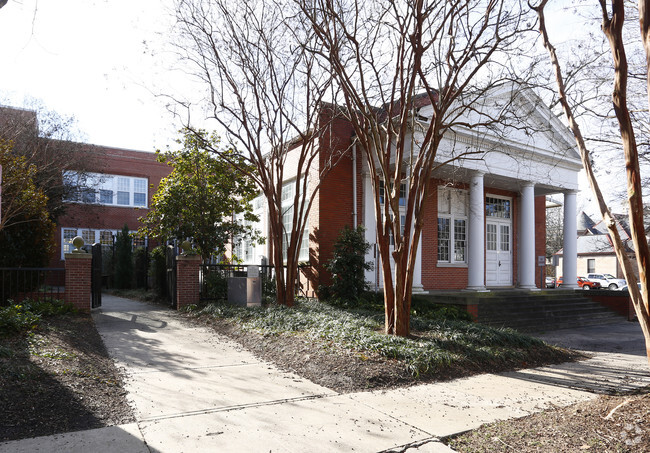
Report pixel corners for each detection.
[199,264,312,303]
[0,268,66,306]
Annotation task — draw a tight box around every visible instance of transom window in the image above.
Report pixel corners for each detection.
[437,187,468,264]
[63,171,148,208]
[485,196,511,219]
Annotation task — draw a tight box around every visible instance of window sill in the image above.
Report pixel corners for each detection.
[437,262,468,268]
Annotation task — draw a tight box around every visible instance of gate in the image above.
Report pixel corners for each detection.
[165,245,177,308]
[91,243,102,308]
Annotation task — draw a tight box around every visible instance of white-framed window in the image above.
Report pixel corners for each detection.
[485,196,511,219]
[60,227,145,259]
[281,180,309,262]
[437,187,468,264]
[379,180,407,206]
[63,171,148,208]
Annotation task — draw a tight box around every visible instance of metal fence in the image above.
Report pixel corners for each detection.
[0,267,65,306]
[199,264,312,303]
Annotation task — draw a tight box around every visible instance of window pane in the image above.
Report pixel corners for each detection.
[500,225,510,252]
[82,189,96,204]
[438,188,450,214]
[454,219,466,262]
[399,183,406,206]
[82,229,95,245]
[117,177,130,192]
[63,228,77,255]
[134,193,146,207]
[117,191,130,205]
[100,231,113,246]
[486,224,497,251]
[587,259,595,274]
[133,179,147,193]
[437,218,450,261]
[486,197,511,219]
[281,183,293,203]
[100,189,113,204]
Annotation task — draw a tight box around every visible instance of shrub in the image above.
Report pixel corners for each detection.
[325,225,373,303]
[149,246,167,296]
[204,270,228,301]
[113,225,133,289]
[0,299,75,336]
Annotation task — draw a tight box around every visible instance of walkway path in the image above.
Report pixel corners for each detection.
[1,295,649,452]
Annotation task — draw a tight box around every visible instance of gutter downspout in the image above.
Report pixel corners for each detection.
[352,141,357,228]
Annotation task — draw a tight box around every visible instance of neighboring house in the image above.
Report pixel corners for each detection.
[240,89,584,292]
[0,104,171,268]
[554,211,638,281]
[52,146,171,267]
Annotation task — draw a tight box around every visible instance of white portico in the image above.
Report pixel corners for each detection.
[361,90,583,292]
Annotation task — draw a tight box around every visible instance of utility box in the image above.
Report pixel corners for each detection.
[228,266,262,307]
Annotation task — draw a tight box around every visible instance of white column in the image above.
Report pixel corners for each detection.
[562,190,579,289]
[363,174,378,290]
[518,182,537,289]
[412,238,424,293]
[466,171,486,291]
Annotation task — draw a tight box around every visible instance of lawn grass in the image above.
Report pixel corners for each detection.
[186,299,577,378]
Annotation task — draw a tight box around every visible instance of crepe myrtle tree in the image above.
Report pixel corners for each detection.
[532,0,650,364]
[301,0,536,335]
[138,130,259,263]
[173,0,342,306]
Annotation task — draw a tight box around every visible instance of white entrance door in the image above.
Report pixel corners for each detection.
[485,220,512,286]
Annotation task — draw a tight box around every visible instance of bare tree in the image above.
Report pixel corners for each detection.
[301,0,534,335]
[173,0,339,306]
[532,0,650,364]
[0,104,100,222]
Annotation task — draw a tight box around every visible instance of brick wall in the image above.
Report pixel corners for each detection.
[311,109,356,289]
[64,253,92,313]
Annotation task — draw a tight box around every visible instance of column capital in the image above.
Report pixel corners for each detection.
[521,181,535,189]
[563,189,579,195]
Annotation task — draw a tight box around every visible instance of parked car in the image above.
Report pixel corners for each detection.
[618,282,641,293]
[545,276,556,288]
[586,273,627,290]
[556,276,601,290]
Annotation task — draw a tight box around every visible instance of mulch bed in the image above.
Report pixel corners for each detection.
[0,314,134,442]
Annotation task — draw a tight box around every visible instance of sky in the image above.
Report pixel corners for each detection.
[0,0,625,215]
[0,0,181,151]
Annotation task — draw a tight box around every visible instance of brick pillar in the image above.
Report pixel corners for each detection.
[176,255,201,310]
[64,253,93,313]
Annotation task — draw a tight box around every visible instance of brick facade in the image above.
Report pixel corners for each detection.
[50,146,171,268]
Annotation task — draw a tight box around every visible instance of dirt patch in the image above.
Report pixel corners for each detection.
[0,314,134,442]
[185,314,582,393]
[448,388,650,452]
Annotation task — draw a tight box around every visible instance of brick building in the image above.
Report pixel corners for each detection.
[240,89,583,293]
[0,104,171,268]
[52,145,171,268]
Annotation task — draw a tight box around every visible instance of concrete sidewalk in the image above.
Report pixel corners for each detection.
[2,296,649,452]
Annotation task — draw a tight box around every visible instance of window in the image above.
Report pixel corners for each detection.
[379,180,407,206]
[485,196,511,218]
[133,179,147,207]
[281,180,309,262]
[61,227,143,259]
[63,171,148,208]
[437,187,468,264]
[100,189,113,204]
[117,177,130,205]
[587,259,595,274]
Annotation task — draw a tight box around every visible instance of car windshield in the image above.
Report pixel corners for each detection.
[603,274,616,279]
